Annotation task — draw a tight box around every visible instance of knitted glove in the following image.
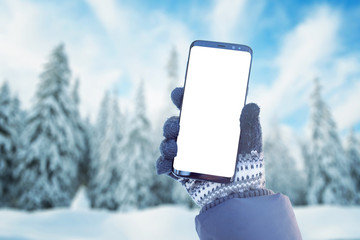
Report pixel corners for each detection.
[156,87,272,208]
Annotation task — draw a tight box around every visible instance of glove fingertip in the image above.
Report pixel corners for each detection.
[160,139,178,159]
[239,103,262,154]
[240,103,260,128]
[171,87,184,110]
[163,116,180,139]
[156,156,173,175]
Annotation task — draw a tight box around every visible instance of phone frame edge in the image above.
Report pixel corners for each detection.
[172,40,253,184]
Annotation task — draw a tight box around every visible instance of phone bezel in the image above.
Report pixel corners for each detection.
[172,40,253,183]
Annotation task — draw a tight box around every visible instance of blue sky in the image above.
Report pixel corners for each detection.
[0,0,360,137]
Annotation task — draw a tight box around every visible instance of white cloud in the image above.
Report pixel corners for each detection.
[253,5,341,131]
[1,1,359,134]
[316,54,360,131]
[85,0,193,125]
[207,0,265,42]
[0,0,51,108]
[0,0,193,126]
[208,0,248,40]
[86,0,132,36]
[333,76,360,130]
[0,0,122,122]
[251,4,360,134]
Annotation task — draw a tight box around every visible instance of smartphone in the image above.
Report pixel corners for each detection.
[172,40,252,183]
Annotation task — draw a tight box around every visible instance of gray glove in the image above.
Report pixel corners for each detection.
[156,87,272,208]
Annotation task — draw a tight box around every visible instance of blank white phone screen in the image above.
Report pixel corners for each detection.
[173,45,251,178]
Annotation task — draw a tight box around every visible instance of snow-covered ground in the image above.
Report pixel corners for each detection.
[1,189,360,240]
[1,205,360,240]
[295,206,360,240]
[0,205,198,240]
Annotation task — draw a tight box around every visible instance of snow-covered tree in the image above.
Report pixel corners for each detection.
[87,92,109,208]
[95,91,111,141]
[155,46,181,142]
[149,173,174,204]
[70,78,88,187]
[0,82,14,207]
[171,181,197,208]
[346,129,360,204]
[166,46,179,93]
[118,82,156,211]
[0,82,24,207]
[10,96,26,136]
[72,77,80,106]
[88,92,125,210]
[87,91,111,201]
[163,46,180,118]
[307,78,355,205]
[151,46,191,207]
[79,116,93,187]
[264,124,306,205]
[15,44,82,210]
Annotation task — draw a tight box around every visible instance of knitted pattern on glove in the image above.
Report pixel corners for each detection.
[179,151,265,207]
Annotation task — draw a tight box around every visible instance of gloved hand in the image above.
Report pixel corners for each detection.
[156,87,272,208]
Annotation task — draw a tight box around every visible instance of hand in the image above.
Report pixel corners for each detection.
[156,87,271,208]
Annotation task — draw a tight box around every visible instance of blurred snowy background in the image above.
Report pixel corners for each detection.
[1,0,360,239]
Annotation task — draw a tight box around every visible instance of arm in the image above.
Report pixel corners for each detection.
[196,193,301,240]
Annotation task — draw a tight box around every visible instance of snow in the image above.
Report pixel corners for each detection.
[0,206,198,240]
[295,205,360,239]
[70,187,89,210]
[0,204,360,240]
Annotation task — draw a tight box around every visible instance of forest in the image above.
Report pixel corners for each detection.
[0,44,359,211]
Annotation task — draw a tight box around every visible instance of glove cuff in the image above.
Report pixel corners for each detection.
[180,150,266,207]
[199,188,274,213]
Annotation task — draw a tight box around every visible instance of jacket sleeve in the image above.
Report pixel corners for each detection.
[195,193,302,240]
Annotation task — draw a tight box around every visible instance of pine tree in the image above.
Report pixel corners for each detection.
[16,44,81,210]
[80,116,93,188]
[87,92,109,208]
[88,92,124,210]
[87,91,110,204]
[10,96,26,136]
[163,46,180,118]
[307,78,355,205]
[96,91,111,141]
[70,78,88,187]
[157,46,189,206]
[264,124,306,205]
[118,82,156,211]
[7,95,26,207]
[171,182,197,208]
[149,174,175,205]
[148,140,180,206]
[0,82,23,207]
[166,46,179,93]
[0,82,13,207]
[72,78,80,106]
[346,129,360,204]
